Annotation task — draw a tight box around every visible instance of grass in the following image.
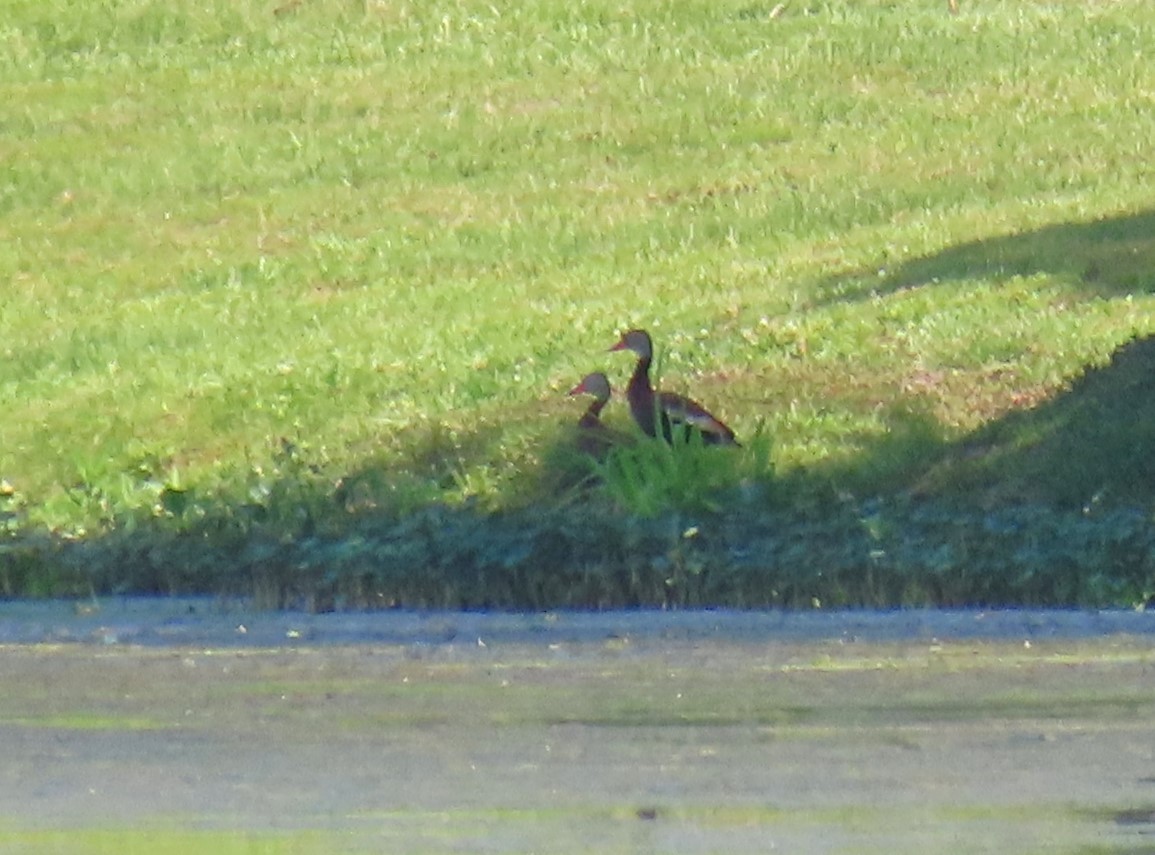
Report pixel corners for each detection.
[2,0,1155,605]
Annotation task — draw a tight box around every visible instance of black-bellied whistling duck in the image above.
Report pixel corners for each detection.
[610,329,739,446]
[568,371,628,457]
[569,371,611,429]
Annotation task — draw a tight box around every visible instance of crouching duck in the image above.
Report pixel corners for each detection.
[568,371,632,457]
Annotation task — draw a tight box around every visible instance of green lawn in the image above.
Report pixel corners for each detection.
[2,0,1154,606]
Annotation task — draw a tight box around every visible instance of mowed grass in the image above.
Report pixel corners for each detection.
[2,0,1154,604]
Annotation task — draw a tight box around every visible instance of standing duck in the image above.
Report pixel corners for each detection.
[610,329,739,446]
[568,371,628,456]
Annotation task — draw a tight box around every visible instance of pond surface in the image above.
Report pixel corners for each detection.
[1,600,1154,853]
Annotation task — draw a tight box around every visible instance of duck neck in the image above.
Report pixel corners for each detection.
[625,354,657,437]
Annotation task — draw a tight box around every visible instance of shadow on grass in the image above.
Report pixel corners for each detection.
[912,334,1155,507]
[813,208,1155,306]
[3,337,1155,611]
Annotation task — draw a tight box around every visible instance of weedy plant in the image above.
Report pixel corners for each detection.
[592,424,774,518]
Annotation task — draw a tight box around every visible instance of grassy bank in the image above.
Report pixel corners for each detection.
[2,0,1154,606]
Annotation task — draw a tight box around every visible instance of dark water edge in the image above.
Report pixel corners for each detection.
[1,597,1153,649]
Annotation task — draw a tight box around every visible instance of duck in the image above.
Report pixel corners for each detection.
[610,329,739,446]
[569,371,611,429]
[568,371,630,457]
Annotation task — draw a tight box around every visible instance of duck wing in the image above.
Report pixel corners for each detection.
[657,391,739,445]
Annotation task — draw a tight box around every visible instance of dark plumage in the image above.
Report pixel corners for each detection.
[609,329,738,446]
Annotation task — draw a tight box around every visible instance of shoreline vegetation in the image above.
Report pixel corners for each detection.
[3,0,1154,608]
